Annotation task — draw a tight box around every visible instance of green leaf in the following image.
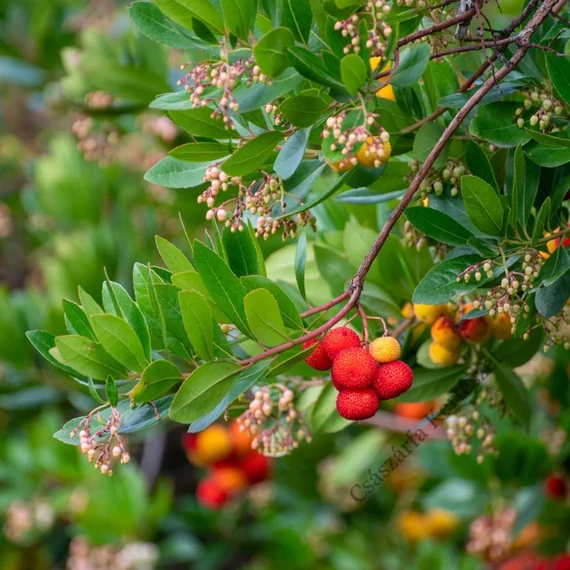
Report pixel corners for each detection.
[174,0,224,33]
[55,396,173,444]
[78,287,103,318]
[525,129,570,148]
[169,360,241,423]
[169,142,232,162]
[244,288,289,346]
[390,43,430,88]
[461,175,504,236]
[282,0,312,43]
[413,255,487,304]
[266,344,314,377]
[26,331,88,379]
[314,244,352,296]
[154,284,193,354]
[396,365,468,402]
[193,241,251,335]
[540,245,570,287]
[465,140,498,191]
[546,52,570,106]
[91,315,148,372]
[54,335,127,380]
[493,328,544,368]
[154,0,194,28]
[63,299,96,340]
[513,146,540,227]
[405,207,474,246]
[169,108,238,138]
[525,142,570,167]
[221,0,255,40]
[129,2,197,49]
[106,376,119,407]
[179,290,214,360]
[222,224,264,277]
[156,236,193,274]
[188,362,269,432]
[311,383,352,433]
[221,131,283,176]
[412,122,447,167]
[274,128,310,180]
[536,271,570,318]
[295,232,308,301]
[241,276,303,330]
[280,95,329,128]
[532,197,551,244]
[340,54,367,95]
[132,360,182,404]
[253,27,295,77]
[470,103,532,148]
[144,157,209,189]
[492,358,531,431]
[285,46,346,90]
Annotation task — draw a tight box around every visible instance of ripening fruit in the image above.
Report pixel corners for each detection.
[327,158,355,173]
[355,136,392,168]
[428,342,461,366]
[401,302,414,319]
[336,388,379,420]
[541,223,570,258]
[323,327,361,360]
[331,347,378,389]
[196,478,229,509]
[413,303,451,324]
[368,336,401,363]
[182,433,205,466]
[373,360,414,400]
[544,473,568,500]
[240,452,271,484]
[424,509,459,539]
[491,313,513,340]
[458,316,491,344]
[395,401,435,419]
[431,316,462,350]
[229,421,253,456]
[370,57,396,101]
[194,425,232,464]
[212,466,247,495]
[553,554,570,570]
[303,338,333,371]
[397,511,431,542]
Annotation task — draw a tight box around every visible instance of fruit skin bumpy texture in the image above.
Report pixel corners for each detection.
[304,327,414,421]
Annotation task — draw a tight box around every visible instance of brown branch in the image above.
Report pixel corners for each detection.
[236,0,557,370]
[299,291,350,318]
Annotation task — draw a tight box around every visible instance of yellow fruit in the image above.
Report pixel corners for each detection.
[401,302,414,319]
[369,336,401,363]
[492,313,513,340]
[212,466,247,495]
[431,316,462,350]
[428,341,461,366]
[425,509,459,539]
[370,58,396,101]
[422,197,429,207]
[355,136,391,168]
[413,303,450,325]
[194,425,232,464]
[458,316,491,344]
[327,158,356,173]
[398,511,431,542]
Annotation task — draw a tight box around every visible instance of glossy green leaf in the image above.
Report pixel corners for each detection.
[470,103,531,147]
[493,328,544,368]
[295,232,308,301]
[465,140,498,191]
[540,245,570,287]
[179,290,214,360]
[340,54,367,95]
[282,0,312,43]
[156,236,193,274]
[396,365,468,402]
[536,271,570,318]
[222,224,264,277]
[78,287,103,318]
[244,288,289,346]
[274,128,310,180]
[221,131,282,176]
[132,359,182,403]
[253,27,295,77]
[169,142,232,162]
[390,43,430,88]
[531,197,551,244]
[413,122,447,167]
[174,0,224,33]
[221,0,255,40]
[492,358,531,431]
[106,376,119,407]
[26,331,88,379]
[280,95,329,128]
[144,157,209,188]
[405,207,474,246]
[461,175,504,236]
[311,383,352,433]
[91,315,148,372]
[169,108,238,138]
[546,52,570,106]
[169,360,241,423]
[525,142,570,167]
[285,46,346,90]
[63,299,96,340]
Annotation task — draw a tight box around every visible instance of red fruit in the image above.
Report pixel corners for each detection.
[544,473,568,499]
[373,360,414,400]
[303,338,332,371]
[331,347,377,389]
[322,327,361,360]
[554,555,570,570]
[182,433,198,451]
[240,452,271,484]
[196,478,229,509]
[336,388,379,420]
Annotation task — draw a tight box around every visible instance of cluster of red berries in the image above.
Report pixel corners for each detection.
[182,422,271,509]
[500,552,570,570]
[303,327,414,421]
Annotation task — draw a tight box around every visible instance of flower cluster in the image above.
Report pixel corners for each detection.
[71,114,119,165]
[178,56,265,128]
[467,508,518,562]
[4,499,55,545]
[408,158,468,199]
[515,88,565,132]
[198,165,316,239]
[71,406,130,475]
[237,383,311,456]
[66,538,159,570]
[334,1,393,59]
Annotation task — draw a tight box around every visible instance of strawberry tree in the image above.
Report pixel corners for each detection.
[26,0,570,483]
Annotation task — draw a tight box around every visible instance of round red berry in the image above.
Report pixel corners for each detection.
[331,347,377,389]
[336,388,379,420]
[373,360,414,400]
[322,327,361,360]
[303,338,332,371]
